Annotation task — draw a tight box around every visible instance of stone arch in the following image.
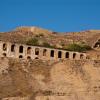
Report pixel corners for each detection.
[19,55,23,58]
[58,51,62,58]
[35,48,39,55]
[50,50,54,57]
[43,49,47,56]
[66,52,69,58]
[19,46,23,53]
[94,39,100,48]
[11,44,15,52]
[80,54,84,59]
[73,53,76,59]
[27,47,31,54]
[3,43,7,51]
[3,53,6,57]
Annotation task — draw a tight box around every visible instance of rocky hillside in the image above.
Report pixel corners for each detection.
[0,27,100,100]
[0,26,100,49]
[0,58,100,100]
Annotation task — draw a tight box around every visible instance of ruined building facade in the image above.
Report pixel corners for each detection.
[0,41,86,60]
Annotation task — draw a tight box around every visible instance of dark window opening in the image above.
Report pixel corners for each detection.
[58,51,62,58]
[73,53,76,59]
[11,44,15,52]
[50,50,54,57]
[3,53,6,57]
[19,46,23,53]
[80,54,84,59]
[27,56,31,59]
[43,49,47,56]
[66,52,69,58]
[19,55,23,58]
[35,48,39,55]
[27,47,31,54]
[3,43,7,51]
[35,57,39,59]
[94,43,100,48]
[94,39,100,48]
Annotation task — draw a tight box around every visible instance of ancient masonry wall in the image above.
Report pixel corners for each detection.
[0,41,87,60]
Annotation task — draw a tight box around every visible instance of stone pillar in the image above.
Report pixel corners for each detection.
[69,52,74,60]
[6,42,11,57]
[31,46,35,59]
[62,51,66,59]
[46,49,51,60]
[14,44,20,59]
[54,49,58,60]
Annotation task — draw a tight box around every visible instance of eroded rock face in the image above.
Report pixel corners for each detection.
[0,58,100,100]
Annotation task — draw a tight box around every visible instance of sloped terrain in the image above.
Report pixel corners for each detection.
[0,27,100,100]
[0,27,100,48]
[0,58,100,100]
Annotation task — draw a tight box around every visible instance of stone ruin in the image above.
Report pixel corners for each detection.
[0,41,86,61]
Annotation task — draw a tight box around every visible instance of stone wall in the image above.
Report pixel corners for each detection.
[0,41,86,60]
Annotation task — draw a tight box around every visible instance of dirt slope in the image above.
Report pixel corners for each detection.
[0,58,100,100]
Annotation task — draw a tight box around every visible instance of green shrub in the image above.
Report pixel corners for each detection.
[81,44,92,50]
[65,43,92,52]
[42,42,51,47]
[26,38,39,46]
[39,33,44,37]
[42,42,56,48]
[35,33,44,37]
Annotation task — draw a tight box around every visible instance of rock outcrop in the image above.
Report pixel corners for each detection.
[0,58,100,100]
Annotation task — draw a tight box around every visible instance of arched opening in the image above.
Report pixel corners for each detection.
[58,51,62,58]
[35,57,39,59]
[43,49,47,56]
[3,43,7,51]
[35,48,39,55]
[94,43,100,48]
[73,53,76,59]
[11,44,15,52]
[3,53,6,57]
[50,50,54,57]
[19,55,23,58]
[27,56,31,59]
[27,47,31,54]
[94,39,100,48]
[66,52,69,58]
[80,54,84,59]
[19,46,23,53]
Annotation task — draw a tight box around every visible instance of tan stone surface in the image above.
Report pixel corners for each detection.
[0,27,100,100]
[0,58,100,100]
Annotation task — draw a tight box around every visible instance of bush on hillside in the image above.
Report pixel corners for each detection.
[26,38,39,46]
[65,43,92,52]
[42,42,56,48]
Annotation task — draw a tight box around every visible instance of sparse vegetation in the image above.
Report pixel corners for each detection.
[26,38,39,46]
[42,42,56,48]
[42,42,51,47]
[26,38,56,48]
[35,33,44,37]
[26,38,91,52]
[64,43,92,52]
[39,33,44,37]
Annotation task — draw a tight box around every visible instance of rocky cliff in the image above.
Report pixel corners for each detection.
[0,26,100,100]
[0,57,100,100]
